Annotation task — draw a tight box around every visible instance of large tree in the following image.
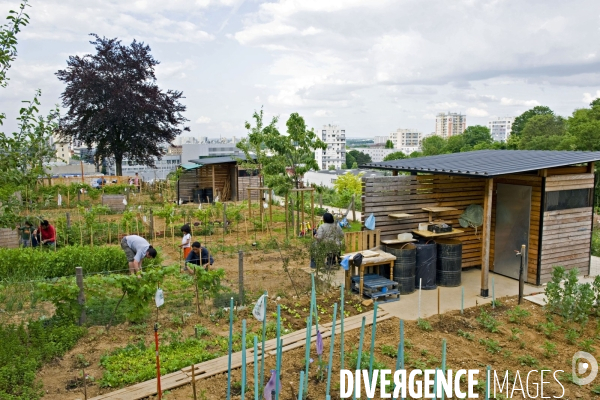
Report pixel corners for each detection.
[518,114,567,150]
[347,149,372,165]
[563,99,600,151]
[385,139,394,149]
[462,125,492,149]
[56,34,189,175]
[383,151,407,162]
[421,135,446,156]
[509,106,554,149]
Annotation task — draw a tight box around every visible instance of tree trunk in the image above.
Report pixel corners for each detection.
[115,153,123,176]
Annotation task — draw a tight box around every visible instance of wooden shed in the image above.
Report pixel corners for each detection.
[177,156,262,203]
[363,150,600,296]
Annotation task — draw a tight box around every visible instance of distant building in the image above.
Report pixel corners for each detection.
[435,112,467,138]
[389,129,423,154]
[168,145,183,155]
[181,142,241,162]
[373,136,389,145]
[315,124,346,170]
[303,169,387,189]
[354,148,397,162]
[111,154,182,181]
[488,116,515,142]
[49,134,71,164]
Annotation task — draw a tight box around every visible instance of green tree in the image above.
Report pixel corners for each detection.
[421,135,447,156]
[236,107,279,180]
[0,1,29,89]
[512,106,554,137]
[409,151,422,158]
[462,125,492,149]
[346,152,356,168]
[340,163,347,169]
[347,150,372,165]
[328,164,335,170]
[351,162,358,169]
[383,151,407,161]
[444,134,464,153]
[563,101,600,151]
[385,139,394,149]
[518,114,566,150]
[333,172,363,196]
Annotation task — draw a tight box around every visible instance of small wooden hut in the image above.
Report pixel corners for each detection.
[363,150,600,296]
[177,156,261,203]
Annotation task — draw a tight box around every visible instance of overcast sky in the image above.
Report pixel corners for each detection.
[1,0,599,139]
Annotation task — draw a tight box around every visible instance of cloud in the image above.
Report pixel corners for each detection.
[196,116,211,124]
[499,97,540,107]
[466,107,489,117]
[582,91,600,104]
[314,109,333,117]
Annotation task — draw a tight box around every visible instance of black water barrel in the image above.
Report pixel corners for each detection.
[436,239,462,287]
[384,243,416,294]
[202,188,213,203]
[415,242,437,290]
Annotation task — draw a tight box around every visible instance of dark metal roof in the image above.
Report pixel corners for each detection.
[363,150,600,177]
[188,154,256,166]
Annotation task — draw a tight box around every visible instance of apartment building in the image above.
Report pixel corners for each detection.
[488,116,515,142]
[354,148,398,162]
[389,129,423,154]
[315,124,346,170]
[435,112,467,138]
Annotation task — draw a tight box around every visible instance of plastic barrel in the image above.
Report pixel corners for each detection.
[436,239,462,287]
[415,242,437,290]
[202,188,213,203]
[385,243,416,294]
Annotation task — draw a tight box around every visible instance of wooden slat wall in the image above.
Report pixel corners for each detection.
[489,175,542,284]
[178,163,235,202]
[238,176,263,201]
[539,173,594,283]
[362,175,486,268]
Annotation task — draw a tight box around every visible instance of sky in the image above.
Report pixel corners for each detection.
[1,0,600,139]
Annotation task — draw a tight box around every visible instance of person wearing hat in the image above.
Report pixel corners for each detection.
[120,234,157,276]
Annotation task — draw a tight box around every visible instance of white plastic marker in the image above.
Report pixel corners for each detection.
[418,278,422,319]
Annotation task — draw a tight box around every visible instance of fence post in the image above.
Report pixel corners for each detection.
[223,203,228,234]
[149,209,154,238]
[238,251,244,306]
[76,266,86,325]
[66,212,71,229]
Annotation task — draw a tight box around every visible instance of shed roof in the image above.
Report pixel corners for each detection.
[188,154,255,166]
[363,150,600,177]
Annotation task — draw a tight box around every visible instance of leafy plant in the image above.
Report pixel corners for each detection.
[417,318,432,332]
[565,328,580,345]
[506,306,530,324]
[541,341,558,358]
[579,338,595,353]
[537,321,559,338]
[477,309,501,333]
[37,277,82,323]
[457,329,474,341]
[381,344,397,358]
[479,338,501,354]
[517,354,539,368]
[509,327,522,341]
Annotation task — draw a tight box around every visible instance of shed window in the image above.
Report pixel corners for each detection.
[545,189,592,211]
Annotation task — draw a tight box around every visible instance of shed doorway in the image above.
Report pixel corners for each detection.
[493,183,532,279]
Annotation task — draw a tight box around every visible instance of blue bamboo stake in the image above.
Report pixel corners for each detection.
[353,317,366,400]
[274,304,281,400]
[432,368,438,400]
[226,297,234,400]
[303,294,314,395]
[253,336,258,400]
[485,365,491,400]
[340,284,345,371]
[276,304,281,350]
[393,320,404,400]
[311,273,319,332]
[297,371,304,400]
[275,338,283,400]
[368,302,378,380]
[326,303,338,397]
[241,319,246,400]
[461,286,464,315]
[441,339,446,400]
[261,290,267,391]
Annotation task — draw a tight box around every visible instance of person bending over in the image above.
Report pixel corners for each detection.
[121,234,157,276]
[33,220,56,247]
[183,241,212,274]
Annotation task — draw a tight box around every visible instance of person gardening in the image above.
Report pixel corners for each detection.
[120,234,157,276]
[182,241,213,275]
[19,221,33,247]
[311,212,344,268]
[33,220,56,247]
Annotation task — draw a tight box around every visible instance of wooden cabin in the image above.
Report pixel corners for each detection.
[177,156,262,203]
[363,150,600,295]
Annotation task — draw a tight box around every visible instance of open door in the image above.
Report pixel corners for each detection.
[493,183,532,279]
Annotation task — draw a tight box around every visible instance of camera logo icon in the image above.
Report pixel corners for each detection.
[572,351,598,386]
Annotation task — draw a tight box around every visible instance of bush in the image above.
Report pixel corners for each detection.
[0,246,128,281]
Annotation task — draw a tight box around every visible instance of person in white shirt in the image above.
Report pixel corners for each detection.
[179,224,192,259]
[120,235,157,276]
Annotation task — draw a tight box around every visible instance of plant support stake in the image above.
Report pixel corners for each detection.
[261,291,267,389]
[368,302,378,380]
[326,303,338,397]
[461,286,464,315]
[340,284,345,372]
[253,336,259,400]
[353,317,366,400]
[241,319,246,400]
[154,323,162,400]
[226,297,233,400]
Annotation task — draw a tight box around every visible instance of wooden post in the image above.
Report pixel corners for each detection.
[260,189,264,232]
[211,165,215,203]
[238,251,244,306]
[392,170,398,176]
[480,178,493,297]
[310,190,315,230]
[191,363,197,400]
[248,189,252,219]
[80,161,84,183]
[285,192,289,238]
[223,203,228,234]
[66,212,71,229]
[76,267,86,325]
[352,194,356,222]
[149,209,154,239]
[269,190,273,223]
[301,190,305,234]
[319,192,323,209]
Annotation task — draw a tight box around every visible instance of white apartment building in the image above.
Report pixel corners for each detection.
[435,112,467,138]
[354,148,398,162]
[49,134,71,164]
[389,129,423,154]
[488,116,515,142]
[373,136,389,145]
[316,124,346,170]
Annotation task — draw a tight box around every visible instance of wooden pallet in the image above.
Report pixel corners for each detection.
[89,310,392,400]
